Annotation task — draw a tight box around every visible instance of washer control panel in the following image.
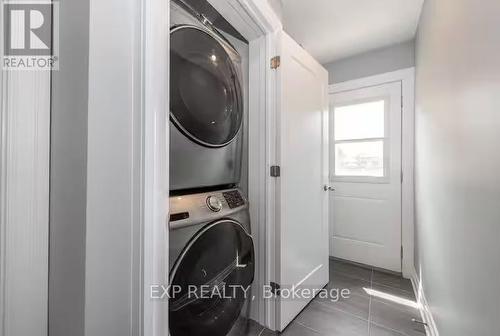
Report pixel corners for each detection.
[169,188,247,229]
[222,190,245,209]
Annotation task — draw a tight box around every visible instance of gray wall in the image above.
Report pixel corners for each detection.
[324,40,415,83]
[49,0,89,334]
[414,0,500,335]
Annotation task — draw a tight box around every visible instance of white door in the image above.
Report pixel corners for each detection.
[276,31,329,331]
[329,82,402,272]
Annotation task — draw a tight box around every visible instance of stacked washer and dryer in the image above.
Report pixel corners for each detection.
[168,1,255,335]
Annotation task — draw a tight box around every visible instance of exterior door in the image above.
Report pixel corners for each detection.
[329,82,402,272]
[276,31,330,331]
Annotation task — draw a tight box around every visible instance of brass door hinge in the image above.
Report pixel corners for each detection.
[270,165,281,177]
[270,56,281,69]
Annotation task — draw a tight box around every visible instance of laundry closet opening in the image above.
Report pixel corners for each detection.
[165,0,276,335]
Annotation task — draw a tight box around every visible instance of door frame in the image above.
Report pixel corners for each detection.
[0,4,51,335]
[328,68,415,278]
[141,0,170,334]
[202,1,282,329]
[143,0,282,334]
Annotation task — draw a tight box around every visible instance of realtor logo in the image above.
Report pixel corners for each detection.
[3,1,59,70]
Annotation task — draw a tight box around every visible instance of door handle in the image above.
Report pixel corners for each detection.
[324,185,335,192]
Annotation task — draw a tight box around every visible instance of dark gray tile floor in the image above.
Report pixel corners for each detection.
[231,259,427,336]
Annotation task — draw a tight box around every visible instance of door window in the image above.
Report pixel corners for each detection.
[333,99,388,179]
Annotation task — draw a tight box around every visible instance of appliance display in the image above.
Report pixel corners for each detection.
[170,1,248,192]
[169,188,254,336]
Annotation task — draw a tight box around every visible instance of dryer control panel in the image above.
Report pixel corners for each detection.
[169,188,248,230]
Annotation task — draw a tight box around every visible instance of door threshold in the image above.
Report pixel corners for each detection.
[329,256,402,277]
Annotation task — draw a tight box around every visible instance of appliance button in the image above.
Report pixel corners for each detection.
[223,190,244,209]
[206,196,222,212]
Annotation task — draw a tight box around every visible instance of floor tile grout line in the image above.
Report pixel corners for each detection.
[331,269,372,283]
[333,269,414,294]
[368,298,426,335]
[368,269,373,336]
[314,298,370,322]
[371,281,415,294]
[370,321,415,336]
[331,262,422,336]
[340,290,371,300]
[368,299,372,336]
[295,321,322,334]
[368,266,422,334]
[370,297,421,315]
[333,260,414,292]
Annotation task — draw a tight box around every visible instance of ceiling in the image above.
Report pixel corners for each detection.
[281,0,424,64]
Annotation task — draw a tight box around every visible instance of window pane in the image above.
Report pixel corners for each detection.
[335,141,384,177]
[334,100,385,141]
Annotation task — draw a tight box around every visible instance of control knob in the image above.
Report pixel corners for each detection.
[206,196,222,212]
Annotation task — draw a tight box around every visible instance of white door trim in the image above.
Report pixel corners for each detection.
[0,2,51,333]
[329,68,415,278]
[143,0,281,334]
[142,0,170,334]
[409,268,440,336]
[86,0,146,334]
[207,0,281,330]
[0,47,51,336]
[0,15,5,332]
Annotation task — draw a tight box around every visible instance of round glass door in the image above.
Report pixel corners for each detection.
[170,25,243,147]
[169,220,254,336]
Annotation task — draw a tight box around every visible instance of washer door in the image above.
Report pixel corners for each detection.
[169,220,254,336]
[170,25,243,148]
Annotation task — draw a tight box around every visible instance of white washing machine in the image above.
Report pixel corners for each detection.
[170,1,249,192]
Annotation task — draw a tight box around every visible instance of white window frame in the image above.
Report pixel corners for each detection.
[332,96,391,184]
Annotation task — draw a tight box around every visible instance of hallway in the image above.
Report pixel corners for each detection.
[281,259,426,335]
[236,259,426,336]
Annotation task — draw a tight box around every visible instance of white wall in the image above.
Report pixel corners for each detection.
[85,0,143,334]
[267,0,283,22]
[323,40,415,83]
[414,0,500,335]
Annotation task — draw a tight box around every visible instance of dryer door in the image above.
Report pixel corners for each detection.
[170,25,243,148]
[169,220,254,336]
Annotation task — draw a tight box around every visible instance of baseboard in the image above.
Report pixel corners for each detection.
[409,268,439,336]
